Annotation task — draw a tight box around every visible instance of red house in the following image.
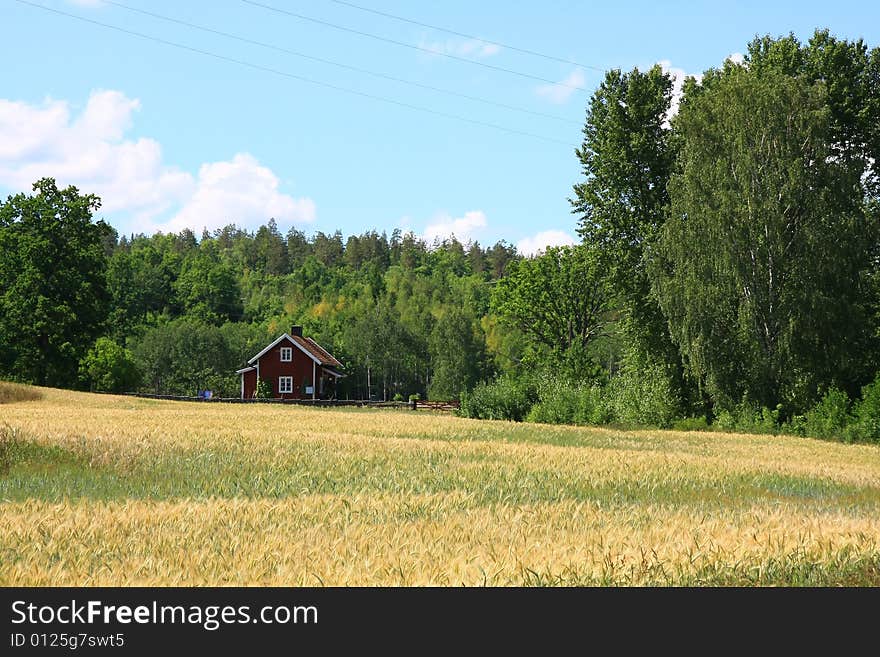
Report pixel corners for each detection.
[236,326,345,399]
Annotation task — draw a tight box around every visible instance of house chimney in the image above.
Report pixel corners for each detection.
[291,325,303,337]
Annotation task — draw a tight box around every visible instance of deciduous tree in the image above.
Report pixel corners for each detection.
[0,178,111,386]
[491,244,613,370]
[78,337,140,393]
[653,68,872,411]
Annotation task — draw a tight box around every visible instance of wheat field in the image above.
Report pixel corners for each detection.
[1,385,879,585]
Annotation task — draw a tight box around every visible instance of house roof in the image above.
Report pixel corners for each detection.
[246,333,343,369]
[321,366,346,379]
[235,366,256,374]
[297,336,343,368]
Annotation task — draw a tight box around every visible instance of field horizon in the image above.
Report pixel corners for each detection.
[2,384,879,586]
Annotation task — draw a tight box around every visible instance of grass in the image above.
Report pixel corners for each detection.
[0,380,42,404]
[1,386,879,585]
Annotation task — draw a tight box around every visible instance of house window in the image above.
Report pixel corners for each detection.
[280,347,293,362]
[278,376,293,394]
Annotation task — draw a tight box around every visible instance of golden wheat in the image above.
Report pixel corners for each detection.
[0,381,42,404]
[1,386,878,585]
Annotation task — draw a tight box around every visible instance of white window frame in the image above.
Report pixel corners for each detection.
[280,346,293,362]
[278,376,293,394]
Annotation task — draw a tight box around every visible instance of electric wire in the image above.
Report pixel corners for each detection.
[100,0,579,125]
[13,0,577,147]
[322,0,605,72]
[240,0,590,93]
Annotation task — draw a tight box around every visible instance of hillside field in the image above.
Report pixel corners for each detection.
[1,385,879,586]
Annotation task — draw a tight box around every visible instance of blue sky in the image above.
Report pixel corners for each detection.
[2,0,879,254]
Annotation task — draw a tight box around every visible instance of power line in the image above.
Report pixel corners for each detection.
[322,0,605,72]
[13,0,575,147]
[240,0,590,93]
[100,0,579,126]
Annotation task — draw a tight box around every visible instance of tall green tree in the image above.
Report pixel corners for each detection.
[745,30,880,197]
[0,178,111,386]
[285,228,312,270]
[491,244,613,373]
[653,67,872,411]
[254,219,289,276]
[428,307,484,399]
[572,65,674,258]
[78,337,140,393]
[341,298,425,400]
[570,65,686,400]
[132,319,242,396]
[312,230,344,267]
[106,242,175,338]
[173,244,243,324]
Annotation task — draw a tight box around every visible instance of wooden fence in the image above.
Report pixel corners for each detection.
[124,393,459,411]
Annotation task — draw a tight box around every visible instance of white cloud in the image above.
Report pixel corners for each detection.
[535,69,585,105]
[657,60,703,126]
[422,210,487,244]
[516,230,577,257]
[158,154,316,234]
[420,38,501,59]
[0,91,193,225]
[0,90,315,235]
[727,52,745,66]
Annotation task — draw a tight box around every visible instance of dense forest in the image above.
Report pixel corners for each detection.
[3,29,880,441]
[0,188,523,401]
[0,179,521,399]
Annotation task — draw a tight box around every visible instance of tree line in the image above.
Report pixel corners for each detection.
[3,29,880,441]
[466,29,880,441]
[0,183,522,400]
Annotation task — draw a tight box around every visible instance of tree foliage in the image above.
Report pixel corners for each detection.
[0,178,111,386]
[132,319,264,396]
[572,65,674,274]
[428,307,484,399]
[491,244,613,370]
[745,30,880,197]
[173,244,243,324]
[653,66,872,411]
[570,64,686,401]
[78,337,140,393]
[5,28,880,439]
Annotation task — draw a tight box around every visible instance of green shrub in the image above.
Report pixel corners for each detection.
[392,393,404,402]
[756,405,782,434]
[672,416,709,432]
[783,377,880,444]
[459,374,539,422]
[713,399,781,435]
[714,409,735,431]
[852,375,880,443]
[256,379,273,399]
[78,337,140,393]
[575,385,615,425]
[526,380,611,426]
[803,387,852,440]
[606,360,680,428]
[780,414,807,437]
[526,380,578,425]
